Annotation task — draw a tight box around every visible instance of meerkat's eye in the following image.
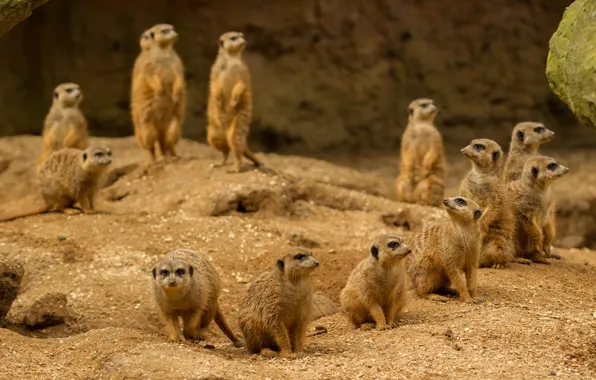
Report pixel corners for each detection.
[455,198,467,206]
[94,152,103,158]
[420,103,428,109]
[160,269,170,277]
[534,126,545,133]
[175,268,185,276]
[230,36,238,41]
[387,241,400,249]
[547,163,559,171]
[294,254,305,261]
[162,29,170,35]
[65,88,74,94]
[473,144,485,150]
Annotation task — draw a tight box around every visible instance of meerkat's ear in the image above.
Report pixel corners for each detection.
[150,32,155,39]
[492,151,500,161]
[82,152,88,161]
[219,39,224,47]
[53,91,59,99]
[516,130,525,142]
[473,210,482,220]
[188,265,194,277]
[276,259,284,272]
[370,245,379,259]
[152,267,157,279]
[531,167,539,178]
[408,107,414,116]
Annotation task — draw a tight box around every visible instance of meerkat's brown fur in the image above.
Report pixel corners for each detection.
[503,122,554,182]
[0,146,112,222]
[207,31,260,172]
[509,156,569,264]
[340,234,411,331]
[131,23,185,161]
[408,196,485,303]
[39,83,88,165]
[152,249,242,346]
[396,98,446,207]
[460,139,514,269]
[238,248,319,358]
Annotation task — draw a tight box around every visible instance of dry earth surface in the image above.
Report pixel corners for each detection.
[0,135,595,380]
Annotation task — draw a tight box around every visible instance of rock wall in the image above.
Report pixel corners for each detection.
[0,0,587,153]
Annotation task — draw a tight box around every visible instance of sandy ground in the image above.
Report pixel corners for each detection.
[0,136,595,380]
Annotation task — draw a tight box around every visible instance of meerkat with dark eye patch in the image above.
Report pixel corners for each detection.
[152,249,243,346]
[460,139,515,269]
[340,234,412,331]
[131,23,185,161]
[509,156,569,264]
[395,98,446,207]
[408,196,485,303]
[207,31,261,173]
[503,122,554,182]
[0,146,112,222]
[38,83,88,165]
[238,248,319,358]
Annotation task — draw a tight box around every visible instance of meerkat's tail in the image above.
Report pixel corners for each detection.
[310,292,341,321]
[214,304,244,347]
[243,149,261,166]
[0,204,51,222]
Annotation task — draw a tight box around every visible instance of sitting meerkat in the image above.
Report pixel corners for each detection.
[207,31,260,172]
[238,248,319,358]
[460,139,514,269]
[38,83,88,165]
[509,156,569,264]
[340,234,412,331]
[395,98,446,207]
[408,196,485,303]
[132,23,186,161]
[152,249,243,346]
[503,122,554,182]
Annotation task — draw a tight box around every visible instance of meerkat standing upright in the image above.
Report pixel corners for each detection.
[131,23,185,161]
[340,234,412,331]
[152,249,243,346]
[503,122,554,182]
[38,83,88,165]
[509,156,569,264]
[238,248,319,358]
[408,196,485,303]
[459,139,515,268]
[207,31,260,172]
[395,98,446,207]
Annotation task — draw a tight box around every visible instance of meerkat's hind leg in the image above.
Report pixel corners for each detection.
[512,257,532,265]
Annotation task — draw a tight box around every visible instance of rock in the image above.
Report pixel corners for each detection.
[0,0,49,39]
[23,292,68,329]
[546,0,596,131]
[0,260,24,324]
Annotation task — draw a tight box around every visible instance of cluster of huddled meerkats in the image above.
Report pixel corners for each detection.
[1,25,570,359]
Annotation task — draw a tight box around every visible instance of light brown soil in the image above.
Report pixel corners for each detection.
[0,136,595,380]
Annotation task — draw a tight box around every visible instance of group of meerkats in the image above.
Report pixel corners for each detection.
[1,25,570,358]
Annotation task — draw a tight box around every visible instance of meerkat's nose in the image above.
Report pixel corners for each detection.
[313,260,320,267]
[442,199,448,205]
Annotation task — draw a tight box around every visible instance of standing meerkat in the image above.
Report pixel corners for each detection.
[340,234,412,331]
[131,23,186,161]
[503,122,554,182]
[395,98,446,207]
[0,146,112,222]
[238,248,319,358]
[152,249,243,346]
[408,196,484,303]
[509,156,569,264]
[207,31,260,173]
[460,139,515,269]
[38,83,88,165]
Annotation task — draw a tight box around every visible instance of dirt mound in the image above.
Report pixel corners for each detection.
[0,136,595,379]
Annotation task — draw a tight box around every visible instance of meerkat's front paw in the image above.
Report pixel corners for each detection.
[376,324,392,331]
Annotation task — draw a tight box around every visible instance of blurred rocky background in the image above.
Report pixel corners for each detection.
[0,0,592,154]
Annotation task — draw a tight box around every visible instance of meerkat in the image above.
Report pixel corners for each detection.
[0,146,112,222]
[395,98,446,207]
[207,31,261,173]
[340,234,411,331]
[0,261,24,325]
[131,23,185,161]
[408,196,485,303]
[152,249,243,346]
[459,139,515,269]
[238,248,319,358]
[38,83,88,165]
[503,122,554,182]
[509,156,569,264]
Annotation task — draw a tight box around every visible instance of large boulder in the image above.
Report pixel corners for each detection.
[0,0,48,38]
[546,0,596,131]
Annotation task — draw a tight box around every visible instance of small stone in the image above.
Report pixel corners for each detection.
[454,344,462,351]
[203,344,215,350]
[549,370,557,376]
[24,293,68,329]
[444,328,454,339]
